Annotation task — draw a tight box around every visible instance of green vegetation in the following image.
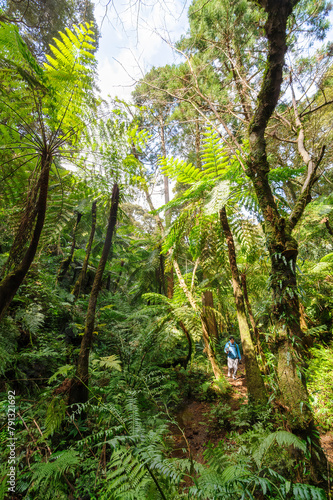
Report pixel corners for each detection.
[0,0,332,498]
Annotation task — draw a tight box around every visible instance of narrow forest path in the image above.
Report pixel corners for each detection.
[169,365,333,467]
[169,364,248,463]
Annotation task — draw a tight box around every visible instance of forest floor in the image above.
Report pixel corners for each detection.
[169,365,247,463]
[169,365,333,467]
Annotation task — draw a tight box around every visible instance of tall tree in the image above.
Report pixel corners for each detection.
[0,22,97,321]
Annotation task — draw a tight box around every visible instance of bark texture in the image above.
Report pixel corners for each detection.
[68,185,119,408]
[202,290,219,341]
[0,151,52,321]
[220,207,266,404]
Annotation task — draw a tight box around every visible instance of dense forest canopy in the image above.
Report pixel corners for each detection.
[0,0,333,498]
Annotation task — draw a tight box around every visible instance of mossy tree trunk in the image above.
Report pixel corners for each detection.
[220,207,266,403]
[245,0,328,477]
[68,185,119,408]
[0,150,52,322]
[246,0,314,431]
[72,200,97,299]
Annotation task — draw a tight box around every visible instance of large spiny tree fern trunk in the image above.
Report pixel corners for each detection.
[72,200,97,299]
[246,0,327,477]
[68,185,119,408]
[0,150,52,322]
[220,207,266,403]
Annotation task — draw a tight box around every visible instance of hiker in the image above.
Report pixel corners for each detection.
[224,336,241,379]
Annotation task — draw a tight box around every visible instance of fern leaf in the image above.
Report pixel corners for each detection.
[204,180,230,215]
[92,354,122,372]
[253,430,306,466]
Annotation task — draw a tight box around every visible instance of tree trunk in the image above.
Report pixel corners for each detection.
[220,207,266,404]
[240,272,268,373]
[321,216,333,236]
[202,290,218,341]
[57,211,82,283]
[167,268,174,299]
[68,185,119,408]
[72,200,97,299]
[172,259,223,379]
[270,246,313,430]
[299,302,308,333]
[245,0,325,448]
[0,151,52,322]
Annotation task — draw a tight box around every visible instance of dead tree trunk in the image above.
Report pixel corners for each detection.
[68,185,119,408]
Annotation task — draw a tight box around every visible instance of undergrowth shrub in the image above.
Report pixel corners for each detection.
[307,342,333,431]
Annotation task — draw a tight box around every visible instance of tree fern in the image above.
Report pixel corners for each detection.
[201,127,230,178]
[204,180,231,215]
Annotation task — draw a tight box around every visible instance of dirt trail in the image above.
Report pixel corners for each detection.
[169,364,333,467]
[169,365,248,463]
[320,432,333,464]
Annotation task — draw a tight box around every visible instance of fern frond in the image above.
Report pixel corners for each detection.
[253,430,306,467]
[29,450,79,498]
[45,398,66,437]
[92,354,122,372]
[204,180,230,215]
